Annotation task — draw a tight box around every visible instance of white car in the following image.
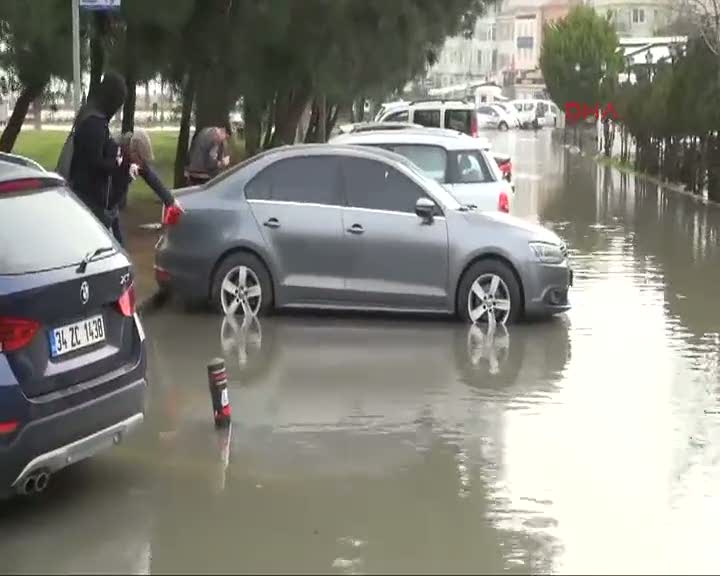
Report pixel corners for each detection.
[476,104,521,131]
[329,128,514,213]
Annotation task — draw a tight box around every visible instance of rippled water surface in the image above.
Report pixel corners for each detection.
[2,130,720,574]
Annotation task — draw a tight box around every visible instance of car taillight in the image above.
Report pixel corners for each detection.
[0,421,19,435]
[117,283,136,317]
[470,113,479,138]
[498,190,510,213]
[0,178,44,194]
[0,317,40,353]
[162,203,183,226]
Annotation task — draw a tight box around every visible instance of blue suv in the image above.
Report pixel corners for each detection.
[0,160,147,498]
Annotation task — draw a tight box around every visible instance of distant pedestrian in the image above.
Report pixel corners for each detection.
[184,126,231,186]
[109,129,183,245]
[66,71,127,228]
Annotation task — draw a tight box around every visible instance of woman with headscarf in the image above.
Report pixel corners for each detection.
[69,70,127,227]
[109,129,182,245]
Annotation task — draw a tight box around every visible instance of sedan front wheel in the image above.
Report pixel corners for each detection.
[458,260,522,325]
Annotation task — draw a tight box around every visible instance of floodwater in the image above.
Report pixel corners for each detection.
[2,130,720,574]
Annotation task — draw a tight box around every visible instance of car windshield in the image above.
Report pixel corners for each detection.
[0,187,114,275]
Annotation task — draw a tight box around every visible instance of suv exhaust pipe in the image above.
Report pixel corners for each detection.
[17,471,51,496]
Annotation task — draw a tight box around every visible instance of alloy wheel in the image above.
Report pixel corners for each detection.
[467,273,511,326]
[220,265,262,317]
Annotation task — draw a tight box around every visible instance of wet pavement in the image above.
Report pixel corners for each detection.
[2,130,720,574]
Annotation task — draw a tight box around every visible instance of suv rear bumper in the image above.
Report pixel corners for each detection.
[0,376,146,497]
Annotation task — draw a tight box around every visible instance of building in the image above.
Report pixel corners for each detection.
[585,0,674,36]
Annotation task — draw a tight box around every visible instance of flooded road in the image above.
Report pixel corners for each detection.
[2,130,720,574]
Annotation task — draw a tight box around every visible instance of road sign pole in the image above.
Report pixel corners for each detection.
[72,0,81,112]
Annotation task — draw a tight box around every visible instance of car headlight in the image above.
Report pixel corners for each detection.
[529,241,565,264]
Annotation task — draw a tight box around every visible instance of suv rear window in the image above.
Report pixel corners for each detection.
[0,187,113,275]
[382,144,447,182]
[448,150,496,184]
[444,109,472,134]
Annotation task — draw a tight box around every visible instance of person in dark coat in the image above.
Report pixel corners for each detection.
[109,130,182,245]
[69,71,127,227]
[184,126,230,186]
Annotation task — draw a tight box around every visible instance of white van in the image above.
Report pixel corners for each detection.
[510,99,550,129]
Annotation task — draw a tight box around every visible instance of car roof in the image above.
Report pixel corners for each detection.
[330,130,492,151]
[254,143,423,169]
[0,159,52,183]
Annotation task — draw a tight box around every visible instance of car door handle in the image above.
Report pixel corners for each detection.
[347,224,364,234]
[263,218,280,229]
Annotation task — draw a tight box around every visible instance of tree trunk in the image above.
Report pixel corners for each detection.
[269,87,310,148]
[326,103,340,138]
[195,65,231,131]
[304,98,319,143]
[174,73,196,188]
[243,97,263,158]
[121,24,137,133]
[0,82,46,152]
[318,94,327,143]
[32,97,42,130]
[88,13,108,100]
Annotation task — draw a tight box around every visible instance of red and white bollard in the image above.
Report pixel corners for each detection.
[207,358,232,428]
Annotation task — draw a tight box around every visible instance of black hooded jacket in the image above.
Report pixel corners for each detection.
[69,71,127,224]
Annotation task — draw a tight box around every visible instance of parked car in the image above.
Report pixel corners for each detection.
[329,129,513,213]
[491,102,524,128]
[0,152,46,172]
[0,160,146,499]
[510,99,549,129]
[155,144,572,324]
[374,99,482,138]
[337,122,511,183]
[476,104,521,131]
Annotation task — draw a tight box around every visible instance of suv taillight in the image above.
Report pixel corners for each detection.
[498,190,510,213]
[117,283,136,317]
[470,113,479,138]
[162,203,183,226]
[0,317,40,352]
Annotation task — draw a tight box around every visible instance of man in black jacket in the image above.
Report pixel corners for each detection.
[69,71,127,227]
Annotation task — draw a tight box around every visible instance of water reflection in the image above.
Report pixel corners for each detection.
[138,311,571,573]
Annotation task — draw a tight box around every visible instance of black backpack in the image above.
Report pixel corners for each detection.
[55,107,105,183]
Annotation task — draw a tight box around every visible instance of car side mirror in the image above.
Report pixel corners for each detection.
[415,197,437,222]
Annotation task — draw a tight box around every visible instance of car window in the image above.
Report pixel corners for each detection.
[0,187,114,275]
[385,144,447,183]
[513,103,522,111]
[249,156,341,205]
[445,109,472,133]
[412,109,441,128]
[478,106,492,115]
[385,110,409,123]
[342,157,430,214]
[451,150,496,184]
[523,103,534,111]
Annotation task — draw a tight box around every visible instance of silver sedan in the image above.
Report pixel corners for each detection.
[155,144,572,324]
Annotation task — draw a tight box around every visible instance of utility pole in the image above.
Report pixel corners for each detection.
[72,0,81,112]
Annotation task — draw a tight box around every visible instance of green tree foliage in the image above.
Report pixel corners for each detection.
[0,0,74,151]
[539,5,624,113]
[610,37,720,201]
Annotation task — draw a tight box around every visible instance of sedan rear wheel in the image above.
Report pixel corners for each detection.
[212,253,273,317]
[458,260,522,325]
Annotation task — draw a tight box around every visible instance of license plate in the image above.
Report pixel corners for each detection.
[49,315,106,358]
